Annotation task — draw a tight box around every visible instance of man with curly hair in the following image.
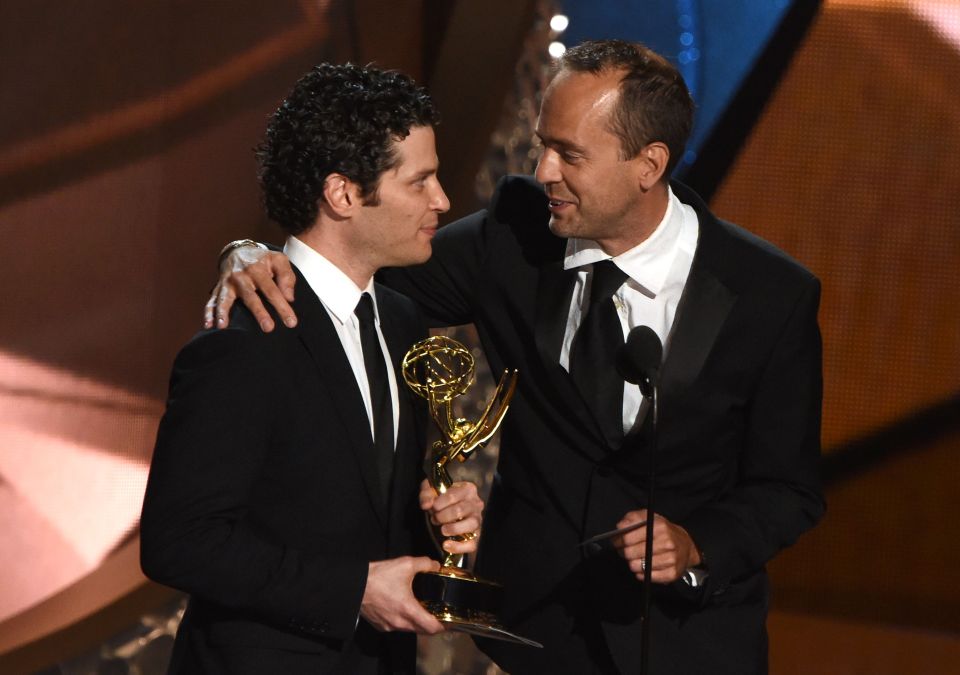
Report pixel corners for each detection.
[140,63,484,674]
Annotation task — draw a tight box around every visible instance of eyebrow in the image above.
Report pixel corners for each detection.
[410,167,438,181]
[534,131,587,156]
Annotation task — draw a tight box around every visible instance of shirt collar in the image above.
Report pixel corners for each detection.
[563,186,685,296]
[283,236,377,325]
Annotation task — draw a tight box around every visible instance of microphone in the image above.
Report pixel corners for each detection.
[617,326,662,675]
[617,325,663,397]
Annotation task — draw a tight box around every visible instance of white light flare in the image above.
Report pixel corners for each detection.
[548,41,567,58]
[550,14,570,33]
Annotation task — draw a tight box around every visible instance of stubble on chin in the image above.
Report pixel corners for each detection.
[547,217,576,240]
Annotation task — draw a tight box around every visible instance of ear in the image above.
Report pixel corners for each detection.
[636,142,670,191]
[321,173,361,217]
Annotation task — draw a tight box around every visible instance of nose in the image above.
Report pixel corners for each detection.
[535,147,560,185]
[431,180,451,213]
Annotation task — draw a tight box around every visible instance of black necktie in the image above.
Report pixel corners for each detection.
[570,260,628,448]
[354,293,394,501]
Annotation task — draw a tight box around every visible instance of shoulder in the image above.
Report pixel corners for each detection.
[485,175,564,265]
[489,175,549,226]
[427,174,559,270]
[173,301,284,375]
[716,218,818,290]
[674,180,819,294]
[375,283,427,334]
[375,283,421,319]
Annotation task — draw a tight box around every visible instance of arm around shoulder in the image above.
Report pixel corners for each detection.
[204,241,298,332]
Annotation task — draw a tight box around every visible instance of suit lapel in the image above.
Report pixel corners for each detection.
[376,287,414,403]
[376,285,422,484]
[660,188,737,399]
[534,258,576,367]
[660,261,735,398]
[534,257,610,455]
[375,286,430,544]
[292,272,390,528]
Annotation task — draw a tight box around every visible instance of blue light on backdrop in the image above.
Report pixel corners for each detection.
[557,0,795,176]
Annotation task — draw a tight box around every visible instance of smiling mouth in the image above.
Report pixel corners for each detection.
[548,198,574,210]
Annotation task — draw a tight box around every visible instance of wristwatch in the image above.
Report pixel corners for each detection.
[682,547,709,588]
[218,238,267,268]
[681,566,709,588]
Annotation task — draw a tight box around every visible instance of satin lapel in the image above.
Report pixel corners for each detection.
[292,273,389,528]
[375,288,427,537]
[660,249,736,401]
[376,290,415,404]
[534,258,608,454]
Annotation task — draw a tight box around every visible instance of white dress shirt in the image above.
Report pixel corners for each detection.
[560,187,700,434]
[284,236,399,447]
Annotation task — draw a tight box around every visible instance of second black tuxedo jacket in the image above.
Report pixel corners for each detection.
[141,271,430,674]
[383,176,825,675]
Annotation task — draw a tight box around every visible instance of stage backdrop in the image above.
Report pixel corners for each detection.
[1,1,958,674]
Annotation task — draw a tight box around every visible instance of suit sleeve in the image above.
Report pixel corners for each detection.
[681,277,825,595]
[140,326,368,641]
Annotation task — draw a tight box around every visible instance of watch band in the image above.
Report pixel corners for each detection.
[682,566,709,588]
[218,239,266,268]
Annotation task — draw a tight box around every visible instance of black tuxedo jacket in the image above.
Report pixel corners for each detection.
[383,176,825,675]
[141,271,430,674]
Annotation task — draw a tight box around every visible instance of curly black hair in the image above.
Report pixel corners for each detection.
[258,63,439,235]
[559,40,694,175]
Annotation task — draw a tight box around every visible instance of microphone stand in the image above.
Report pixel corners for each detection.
[638,373,657,675]
[612,324,663,674]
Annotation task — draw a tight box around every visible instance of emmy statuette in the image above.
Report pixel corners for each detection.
[402,335,541,647]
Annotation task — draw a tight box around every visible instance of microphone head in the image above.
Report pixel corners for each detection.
[617,326,663,387]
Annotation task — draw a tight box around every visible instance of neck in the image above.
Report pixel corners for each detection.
[595,181,670,257]
[297,226,375,290]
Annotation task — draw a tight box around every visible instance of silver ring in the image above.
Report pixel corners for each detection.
[640,558,646,571]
